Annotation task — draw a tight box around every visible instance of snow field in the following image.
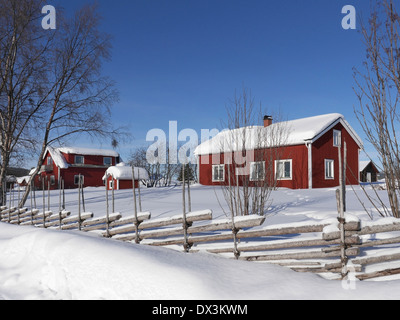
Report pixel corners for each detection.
[1,184,400,300]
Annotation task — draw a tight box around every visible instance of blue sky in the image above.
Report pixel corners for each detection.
[50,0,375,162]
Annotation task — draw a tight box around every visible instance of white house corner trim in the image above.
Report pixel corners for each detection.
[307,142,313,189]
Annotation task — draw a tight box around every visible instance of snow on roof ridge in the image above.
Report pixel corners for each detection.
[45,146,120,169]
[46,147,69,169]
[194,113,360,156]
[57,146,119,157]
[359,160,372,171]
[104,165,149,180]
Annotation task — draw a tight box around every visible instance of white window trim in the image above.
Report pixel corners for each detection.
[104,157,112,166]
[75,155,85,165]
[212,164,225,182]
[250,161,265,182]
[333,130,341,147]
[325,159,335,180]
[275,159,293,180]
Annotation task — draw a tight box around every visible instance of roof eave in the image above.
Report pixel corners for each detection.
[309,118,364,149]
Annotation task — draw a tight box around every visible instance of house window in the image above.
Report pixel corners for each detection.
[333,130,341,147]
[212,165,225,182]
[109,180,115,189]
[74,175,84,186]
[325,159,334,180]
[276,160,292,180]
[250,162,265,181]
[47,157,53,165]
[75,155,84,165]
[104,157,112,166]
[50,175,55,185]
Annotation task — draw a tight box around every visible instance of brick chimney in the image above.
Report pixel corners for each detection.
[264,116,273,127]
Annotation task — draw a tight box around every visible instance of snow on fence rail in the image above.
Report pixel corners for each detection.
[3,205,400,281]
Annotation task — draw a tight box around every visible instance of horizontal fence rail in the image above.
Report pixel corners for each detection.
[2,204,400,281]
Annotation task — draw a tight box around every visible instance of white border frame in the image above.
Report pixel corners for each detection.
[250,161,266,182]
[75,155,85,165]
[325,159,335,180]
[333,130,341,147]
[275,159,293,180]
[212,164,225,182]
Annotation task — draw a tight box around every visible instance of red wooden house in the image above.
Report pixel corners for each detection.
[194,113,363,189]
[35,147,120,190]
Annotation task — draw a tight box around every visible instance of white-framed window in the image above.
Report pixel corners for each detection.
[275,159,292,180]
[325,159,334,180]
[47,156,53,165]
[212,165,225,182]
[50,175,55,185]
[250,161,265,181]
[109,180,115,189]
[75,155,84,165]
[74,175,84,186]
[104,157,112,166]
[333,130,341,147]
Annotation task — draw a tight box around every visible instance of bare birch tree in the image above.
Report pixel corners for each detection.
[353,0,400,218]
[219,88,289,216]
[0,0,54,206]
[0,0,118,206]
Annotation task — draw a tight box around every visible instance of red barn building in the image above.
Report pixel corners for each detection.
[194,114,363,189]
[35,147,120,190]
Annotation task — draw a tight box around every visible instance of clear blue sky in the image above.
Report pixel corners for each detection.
[51,0,376,162]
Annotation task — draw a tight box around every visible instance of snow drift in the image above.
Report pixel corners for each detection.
[1,221,400,300]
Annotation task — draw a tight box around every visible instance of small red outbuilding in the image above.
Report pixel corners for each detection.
[103,164,149,190]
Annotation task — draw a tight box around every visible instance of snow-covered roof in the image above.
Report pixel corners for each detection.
[58,147,119,158]
[360,160,379,172]
[45,146,120,169]
[46,147,70,169]
[104,165,149,180]
[360,161,371,172]
[194,113,363,156]
[17,176,31,184]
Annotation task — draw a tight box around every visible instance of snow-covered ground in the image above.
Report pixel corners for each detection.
[1,184,400,300]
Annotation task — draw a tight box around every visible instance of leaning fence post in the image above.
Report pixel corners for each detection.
[30,180,34,225]
[337,134,348,279]
[137,168,142,212]
[81,180,86,213]
[59,178,62,230]
[78,174,82,231]
[8,183,12,223]
[42,178,46,228]
[32,180,36,225]
[112,174,115,214]
[48,180,50,211]
[132,167,140,244]
[105,174,110,238]
[17,186,20,225]
[17,185,21,225]
[231,212,240,260]
[182,164,190,252]
[186,166,192,213]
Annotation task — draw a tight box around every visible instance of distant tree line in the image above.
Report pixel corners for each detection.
[128,145,197,188]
